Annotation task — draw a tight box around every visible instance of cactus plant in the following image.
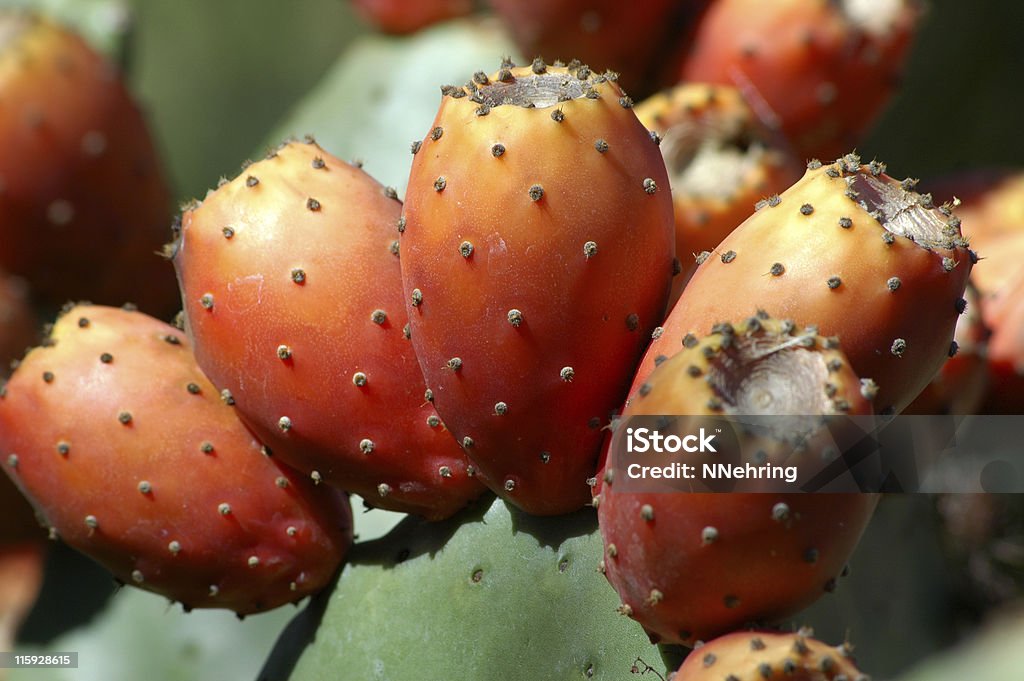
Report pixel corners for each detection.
[261,496,681,680]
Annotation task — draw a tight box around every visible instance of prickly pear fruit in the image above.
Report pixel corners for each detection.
[488,0,709,97]
[679,0,921,160]
[172,139,484,520]
[0,305,352,614]
[925,171,1024,412]
[349,0,473,35]
[598,316,878,645]
[904,282,988,415]
[634,83,802,302]
[400,60,675,515]
[982,274,1024,414]
[638,154,972,415]
[674,628,867,680]
[0,11,176,315]
[626,314,874,426]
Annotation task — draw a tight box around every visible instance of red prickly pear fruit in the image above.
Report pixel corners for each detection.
[626,315,874,425]
[678,0,921,161]
[0,11,177,316]
[400,60,676,515]
[0,305,352,614]
[980,283,1024,414]
[0,273,37,373]
[349,0,473,35]
[488,0,711,97]
[634,83,803,304]
[172,140,485,520]
[924,171,1024,412]
[598,317,878,645]
[636,154,973,416]
[904,282,988,415]
[924,170,1024,261]
[674,628,868,680]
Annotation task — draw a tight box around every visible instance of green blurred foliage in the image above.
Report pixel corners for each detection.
[10,587,296,681]
[124,0,360,202]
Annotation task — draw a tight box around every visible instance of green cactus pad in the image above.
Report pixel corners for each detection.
[261,496,680,681]
[265,18,519,195]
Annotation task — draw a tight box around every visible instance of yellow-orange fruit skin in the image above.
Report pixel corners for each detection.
[674,629,867,680]
[635,83,802,303]
[637,158,972,414]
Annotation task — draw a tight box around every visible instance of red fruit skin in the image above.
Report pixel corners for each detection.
[634,156,972,415]
[489,0,710,97]
[400,63,675,515]
[0,11,176,316]
[925,171,1024,413]
[634,83,803,304]
[904,283,988,415]
[674,629,866,679]
[350,0,473,34]
[0,305,352,614]
[600,492,877,646]
[679,0,921,161]
[173,140,484,520]
[598,317,878,645]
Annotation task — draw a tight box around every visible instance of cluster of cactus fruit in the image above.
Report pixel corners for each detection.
[1,0,1022,678]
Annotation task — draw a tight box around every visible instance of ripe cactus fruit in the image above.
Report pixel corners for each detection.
[637,154,972,415]
[172,140,484,520]
[904,283,988,415]
[0,305,352,614]
[349,0,473,35]
[679,0,921,161]
[634,83,802,302]
[400,60,676,515]
[488,0,710,97]
[0,11,177,315]
[925,171,1024,412]
[598,316,878,645]
[674,629,868,680]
